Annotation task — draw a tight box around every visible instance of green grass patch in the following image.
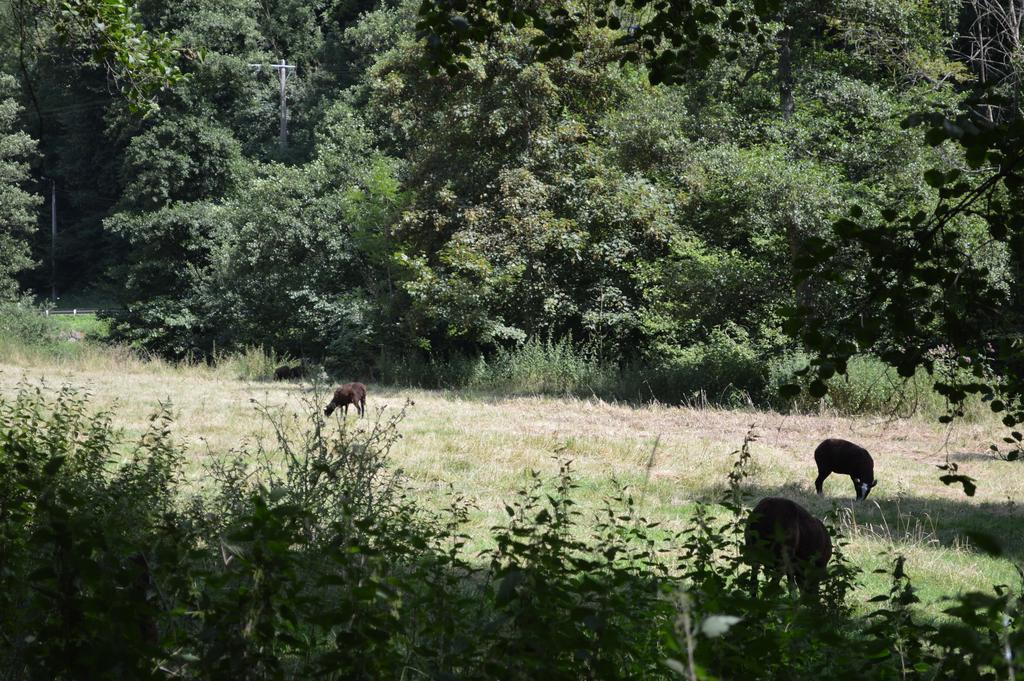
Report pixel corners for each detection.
[49,313,111,338]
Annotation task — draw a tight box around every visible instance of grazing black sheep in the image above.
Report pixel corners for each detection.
[274,364,310,381]
[324,382,367,418]
[744,497,832,594]
[814,438,877,500]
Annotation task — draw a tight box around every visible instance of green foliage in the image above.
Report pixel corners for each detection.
[119,116,245,210]
[1,385,1022,680]
[0,75,40,300]
[478,463,673,679]
[49,312,111,339]
[485,336,613,395]
[104,202,225,356]
[787,102,1024,437]
[643,324,769,404]
[214,343,296,380]
[376,333,971,417]
[0,385,181,678]
[0,299,58,345]
[379,336,618,394]
[4,0,1020,433]
[767,354,991,420]
[366,28,674,353]
[39,0,188,112]
[0,303,137,368]
[415,0,781,85]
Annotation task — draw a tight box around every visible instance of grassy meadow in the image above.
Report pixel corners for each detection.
[2,337,1022,619]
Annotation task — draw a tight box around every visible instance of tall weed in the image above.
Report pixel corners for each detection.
[212,344,295,381]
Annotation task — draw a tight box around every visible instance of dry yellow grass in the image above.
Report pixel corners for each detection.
[2,355,1021,613]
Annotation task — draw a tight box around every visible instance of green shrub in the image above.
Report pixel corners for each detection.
[377,331,767,406]
[638,325,767,406]
[482,336,617,395]
[767,353,992,421]
[376,350,490,389]
[0,300,59,346]
[213,344,296,381]
[0,384,182,678]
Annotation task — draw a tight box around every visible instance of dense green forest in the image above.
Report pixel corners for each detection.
[1,0,1023,409]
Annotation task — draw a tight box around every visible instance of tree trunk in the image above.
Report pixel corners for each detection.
[778,24,795,120]
[777,23,809,308]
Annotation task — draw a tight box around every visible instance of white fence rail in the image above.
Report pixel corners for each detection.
[44,309,124,316]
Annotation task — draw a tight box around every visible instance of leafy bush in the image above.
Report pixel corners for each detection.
[767,353,991,421]
[0,385,182,678]
[638,325,768,406]
[0,386,675,678]
[0,300,59,344]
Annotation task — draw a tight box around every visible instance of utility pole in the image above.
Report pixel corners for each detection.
[46,178,57,303]
[249,59,298,152]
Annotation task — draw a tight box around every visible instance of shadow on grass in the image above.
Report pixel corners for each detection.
[731,481,1023,563]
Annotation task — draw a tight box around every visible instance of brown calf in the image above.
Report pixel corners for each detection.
[324,382,367,418]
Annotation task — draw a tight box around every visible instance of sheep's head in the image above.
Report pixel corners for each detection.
[855,478,878,500]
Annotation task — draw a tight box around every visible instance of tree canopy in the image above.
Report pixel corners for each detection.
[413,0,1024,447]
[0,0,1021,434]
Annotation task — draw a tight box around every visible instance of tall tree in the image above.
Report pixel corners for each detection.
[0,73,39,300]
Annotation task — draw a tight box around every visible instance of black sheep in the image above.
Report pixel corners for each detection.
[744,497,832,594]
[814,438,877,500]
[273,364,309,381]
[324,382,367,418]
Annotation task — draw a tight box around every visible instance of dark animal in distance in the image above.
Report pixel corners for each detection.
[744,497,832,595]
[324,382,367,418]
[274,364,309,381]
[814,438,877,500]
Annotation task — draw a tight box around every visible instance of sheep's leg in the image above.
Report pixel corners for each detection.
[343,403,348,416]
[782,550,798,595]
[814,468,829,495]
[359,398,366,418]
[748,562,760,597]
[805,571,822,600]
